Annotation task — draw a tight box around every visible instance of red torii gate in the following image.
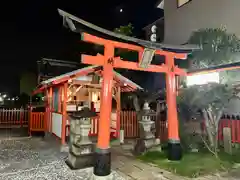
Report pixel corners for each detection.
[81,33,185,151]
[58,9,198,179]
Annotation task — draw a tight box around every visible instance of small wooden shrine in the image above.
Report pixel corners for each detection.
[32,65,142,145]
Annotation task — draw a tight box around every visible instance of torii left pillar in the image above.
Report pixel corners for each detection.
[93,44,114,179]
[166,55,181,161]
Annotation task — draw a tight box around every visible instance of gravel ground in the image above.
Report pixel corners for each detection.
[0,138,125,180]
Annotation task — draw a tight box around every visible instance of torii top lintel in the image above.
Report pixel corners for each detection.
[58,9,199,75]
[80,33,186,75]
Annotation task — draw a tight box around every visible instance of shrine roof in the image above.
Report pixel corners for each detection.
[36,65,142,93]
[58,9,199,53]
[188,61,240,75]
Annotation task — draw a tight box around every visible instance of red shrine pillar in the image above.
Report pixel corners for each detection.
[44,88,49,133]
[61,83,68,145]
[48,87,53,133]
[165,54,182,161]
[94,44,114,177]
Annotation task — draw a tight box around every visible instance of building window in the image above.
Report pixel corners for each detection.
[53,87,59,112]
[178,0,191,7]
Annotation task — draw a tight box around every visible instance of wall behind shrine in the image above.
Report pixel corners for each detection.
[163,0,240,44]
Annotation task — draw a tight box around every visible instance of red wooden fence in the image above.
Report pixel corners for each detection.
[88,115,121,137]
[120,111,139,138]
[119,113,240,143]
[218,118,240,143]
[29,112,45,135]
[26,110,240,144]
[88,111,140,138]
[0,108,28,127]
[88,114,240,143]
[120,111,168,141]
[85,111,168,140]
[156,120,168,142]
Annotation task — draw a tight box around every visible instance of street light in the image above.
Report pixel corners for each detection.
[186,72,220,86]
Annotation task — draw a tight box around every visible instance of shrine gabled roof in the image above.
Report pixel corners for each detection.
[57,9,199,53]
[40,65,100,85]
[39,65,142,92]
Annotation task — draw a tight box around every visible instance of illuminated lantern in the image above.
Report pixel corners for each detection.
[150,25,157,42]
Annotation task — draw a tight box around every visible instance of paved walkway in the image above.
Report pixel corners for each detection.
[112,143,187,180]
[112,149,180,180]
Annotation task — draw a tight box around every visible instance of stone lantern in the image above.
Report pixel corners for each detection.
[134,102,160,155]
[66,107,97,169]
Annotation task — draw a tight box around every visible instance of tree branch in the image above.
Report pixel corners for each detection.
[200,134,218,158]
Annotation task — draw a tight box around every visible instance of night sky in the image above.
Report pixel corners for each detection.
[0,0,163,94]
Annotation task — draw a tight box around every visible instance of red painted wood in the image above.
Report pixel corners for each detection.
[217,118,240,143]
[0,108,28,127]
[29,112,45,133]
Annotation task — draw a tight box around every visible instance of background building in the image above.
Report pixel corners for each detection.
[146,0,240,44]
[20,72,37,96]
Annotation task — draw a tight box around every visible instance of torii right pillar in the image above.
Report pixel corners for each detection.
[166,54,182,161]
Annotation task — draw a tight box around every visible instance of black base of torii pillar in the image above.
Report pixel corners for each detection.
[166,65,182,161]
[93,149,111,176]
[168,141,182,160]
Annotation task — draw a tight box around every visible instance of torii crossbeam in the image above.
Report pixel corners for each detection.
[58,9,199,179]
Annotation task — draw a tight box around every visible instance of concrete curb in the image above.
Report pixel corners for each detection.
[0,136,32,142]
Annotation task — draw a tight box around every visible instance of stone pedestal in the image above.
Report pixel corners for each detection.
[66,108,96,169]
[90,174,113,180]
[134,102,160,155]
[223,127,232,155]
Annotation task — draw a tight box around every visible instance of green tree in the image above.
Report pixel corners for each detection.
[178,83,233,157]
[113,24,139,79]
[113,23,137,60]
[188,27,240,69]
[114,23,134,36]
[18,93,30,107]
[20,72,37,96]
